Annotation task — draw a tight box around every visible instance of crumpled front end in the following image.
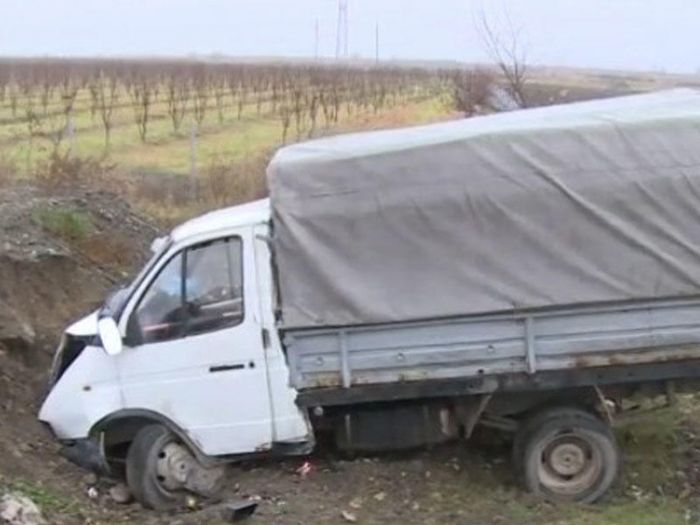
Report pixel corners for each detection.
[39,312,123,474]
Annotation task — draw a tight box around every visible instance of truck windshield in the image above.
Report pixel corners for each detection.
[101,236,172,321]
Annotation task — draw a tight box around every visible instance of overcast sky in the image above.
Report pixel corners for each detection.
[1,0,698,73]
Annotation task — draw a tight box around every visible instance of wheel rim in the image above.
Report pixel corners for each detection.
[536,431,603,497]
[155,442,195,492]
[154,440,225,497]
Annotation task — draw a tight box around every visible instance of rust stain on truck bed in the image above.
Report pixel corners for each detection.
[572,345,700,370]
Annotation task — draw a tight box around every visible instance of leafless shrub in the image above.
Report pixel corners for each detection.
[452,68,495,116]
[198,155,268,207]
[34,152,116,190]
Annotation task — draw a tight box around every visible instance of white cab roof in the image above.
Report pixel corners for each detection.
[171,198,270,243]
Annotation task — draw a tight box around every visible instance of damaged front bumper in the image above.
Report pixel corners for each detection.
[41,415,110,476]
[60,437,111,477]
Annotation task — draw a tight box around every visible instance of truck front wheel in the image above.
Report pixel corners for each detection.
[520,410,620,503]
[126,424,225,510]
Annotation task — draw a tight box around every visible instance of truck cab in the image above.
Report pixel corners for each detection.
[39,199,311,508]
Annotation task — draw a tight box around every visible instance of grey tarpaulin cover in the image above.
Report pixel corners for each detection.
[268,89,700,328]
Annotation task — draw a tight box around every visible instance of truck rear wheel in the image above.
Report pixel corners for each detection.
[126,424,225,510]
[512,407,599,477]
[520,410,620,503]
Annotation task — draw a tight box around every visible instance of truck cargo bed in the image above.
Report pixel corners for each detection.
[284,298,700,391]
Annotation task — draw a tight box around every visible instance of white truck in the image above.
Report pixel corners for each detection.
[40,89,700,509]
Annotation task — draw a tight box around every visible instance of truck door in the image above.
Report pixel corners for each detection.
[116,231,273,456]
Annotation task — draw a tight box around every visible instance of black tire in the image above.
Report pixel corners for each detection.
[125,424,184,510]
[512,407,599,479]
[520,409,620,503]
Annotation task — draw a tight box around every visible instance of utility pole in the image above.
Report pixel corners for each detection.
[344,0,349,58]
[375,22,380,65]
[335,0,349,60]
[315,19,320,61]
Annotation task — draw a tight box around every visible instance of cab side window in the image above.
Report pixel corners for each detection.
[185,238,244,336]
[131,237,244,344]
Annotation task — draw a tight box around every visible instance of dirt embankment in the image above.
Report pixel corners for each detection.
[0,184,159,523]
[0,184,157,345]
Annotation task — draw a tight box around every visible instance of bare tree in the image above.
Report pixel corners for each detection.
[306,89,319,138]
[291,84,306,139]
[165,74,189,134]
[86,81,99,124]
[42,109,69,156]
[213,77,226,124]
[58,74,79,122]
[232,73,249,120]
[319,90,332,128]
[39,77,55,117]
[29,72,78,156]
[23,95,41,170]
[0,67,8,104]
[255,76,266,115]
[279,103,292,144]
[330,84,342,123]
[192,78,208,129]
[96,72,119,150]
[129,79,154,142]
[476,7,529,108]
[8,81,19,118]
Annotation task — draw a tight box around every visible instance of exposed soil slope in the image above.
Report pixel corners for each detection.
[0,184,157,524]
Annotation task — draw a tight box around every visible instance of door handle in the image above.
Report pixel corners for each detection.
[209,364,246,373]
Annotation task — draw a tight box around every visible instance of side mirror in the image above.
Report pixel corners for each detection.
[98,317,123,356]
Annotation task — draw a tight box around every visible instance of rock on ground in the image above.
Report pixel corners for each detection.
[108,484,132,504]
[0,492,47,525]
